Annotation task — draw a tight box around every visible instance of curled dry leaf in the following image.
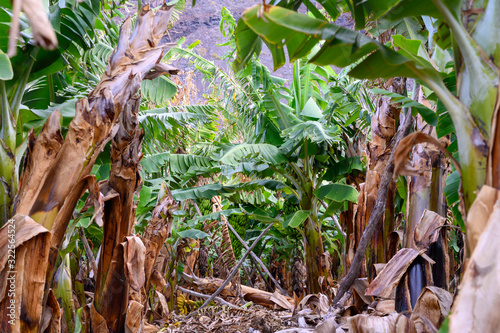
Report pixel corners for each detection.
[0,215,48,273]
[97,180,120,202]
[314,317,341,333]
[8,0,58,56]
[144,322,161,333]
[144,63,182,80]
[298,294,330,316]
[15,111,63,215]
[413,210,446,252]
[183,239,200,276]
[155,290,169,317]
[365,248,419,298]
[90,304,110,333]
[143,186,177,285]
[375,300,396,315]
[80,180,107,227]
[394,314,417,333]
[373,264,386,277]
[270,291,293,311]
[411,286,452,333]
[465,185,499,252]
[40,289,61,333]
[124,236,146,291]
[125,300,145,333]
[22,0,58,49]
[393,132,460,179]
[150,269,170,300]
[348,313,399,333]
[352,278,373,310]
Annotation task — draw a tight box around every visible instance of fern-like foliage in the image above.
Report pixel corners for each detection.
[165,44,263,142]
[139,104,217,155]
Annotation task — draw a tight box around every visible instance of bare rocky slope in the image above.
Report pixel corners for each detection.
[164,0,295,97]
[132,1,353,98]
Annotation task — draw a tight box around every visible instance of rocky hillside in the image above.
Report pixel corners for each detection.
[130,1,352,99]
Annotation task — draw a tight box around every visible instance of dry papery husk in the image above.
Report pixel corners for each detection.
[348,313,400,333]
[341,210,452,333]
[463,185,499,253]
[345,286,451,333]
[365,210,446,299]
[449,185,500,332]
[0,215,51,332]
[297,294,330,317]
[7,0,58,57]
[393,132,459,179]
[365,248,421,299]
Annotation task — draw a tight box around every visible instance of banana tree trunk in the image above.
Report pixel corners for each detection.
[92,93,143,333]
[0,4,179,332]
[142,187,177,288]
[212,196,242,296]
[396,117,448,313]
[342,200,358,277]
[296,162,329,294]
[404,95,448,247]
[448,3,500,321]
[364,77,403,279]
[303,215,328,294]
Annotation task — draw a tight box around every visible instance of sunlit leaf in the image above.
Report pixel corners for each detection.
[314,183,359,203]
[177,229,210,239]
[0,50,12,80]
[283,210,310,228]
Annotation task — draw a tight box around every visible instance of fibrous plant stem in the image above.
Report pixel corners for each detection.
[333,110,413,304]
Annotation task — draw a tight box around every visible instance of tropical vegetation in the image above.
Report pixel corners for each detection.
[0,0,498,332]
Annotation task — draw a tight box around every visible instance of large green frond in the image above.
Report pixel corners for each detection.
[217,143,288,166]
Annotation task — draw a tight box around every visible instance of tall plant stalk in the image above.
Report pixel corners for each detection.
[0,4,180,331]
[0,50,37,223]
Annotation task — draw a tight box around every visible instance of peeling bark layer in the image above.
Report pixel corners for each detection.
[363,77,404,279]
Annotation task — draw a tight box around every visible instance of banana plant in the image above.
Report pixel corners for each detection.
[0,50,14,223]
[0,0,117,223]
[236,0,500,328]
[236,1,498,211]
[160,52,365,293]
[152,9,372,293]
[168,145,359,294]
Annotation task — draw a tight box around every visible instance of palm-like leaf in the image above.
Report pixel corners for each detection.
[139,104,217,154]
[171,179,288,201]
[141,76,178,106]
[281,121,340,154]
[217,143,288,166]
[169,154,216,174]
[165,44,262,139]
[141,152,170,175]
